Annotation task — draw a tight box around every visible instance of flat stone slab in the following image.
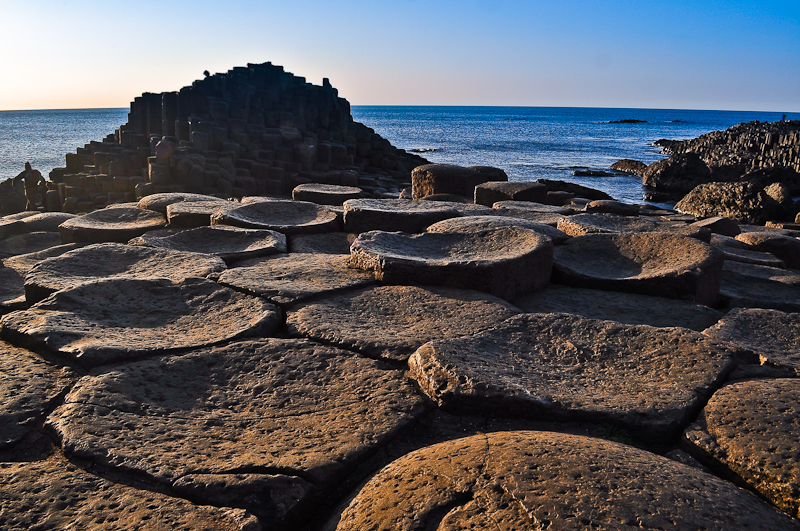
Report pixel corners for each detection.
[426,215,569,244]
[691,216,741,236]
[473,181,547,206]
[287,285,521,362]
[557,212,662,236]
[583,199,641,215]
[0,455,258,530]
[342,198,462,234]
[137,192,224,214]
[736,232,800,269]
[130,225,286,262]
[292,183,362,205]
[46,338,426,515]
[492,200,573,215]
[0,340,77,449]
[511,284,724,331]
[408,313,736,440]
[166,200,239,228]
[15,212,77,233]
[684,378,800,519]
[703,308,800,375]
[217,253,375,306]
[336,430,796,530]
[719,261,800,312]
[289,232,354,254]
[58,207,167,244]
[23,243,228,303]
[552,233,724,306]
[0,268,24,310]
[717,245,785,267]
[212,200,339,235]
[1,277,280,367]
[0,232,63,258]
[349,228,553,300]
[2,243,85,275]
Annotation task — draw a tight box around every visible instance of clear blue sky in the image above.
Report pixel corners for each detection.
[1,0,798,111]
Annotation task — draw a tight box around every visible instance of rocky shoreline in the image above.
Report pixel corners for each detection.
[2,65,800,530]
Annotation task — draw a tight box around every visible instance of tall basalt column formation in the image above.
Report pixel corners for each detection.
[48,61,429,212]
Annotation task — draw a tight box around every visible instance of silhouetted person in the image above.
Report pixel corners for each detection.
[12,162,46,211]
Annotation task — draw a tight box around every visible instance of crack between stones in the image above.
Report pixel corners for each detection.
[172,464,318,485]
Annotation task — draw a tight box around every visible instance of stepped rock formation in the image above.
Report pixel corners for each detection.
[45,62,427,213]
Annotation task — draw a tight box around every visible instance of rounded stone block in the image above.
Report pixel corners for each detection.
[58,207,167,244]
[166,200,238,228]
[0,340,77,449]
[409,313,736,440]
[16,212,77,233]
[46,338,426,510]
[703,308,800,375]
[217,253,375,306]
[130,225,286,262]
[426,215,569,244]
[552,233,724,306]
[24,243,228,303]
[287,285,521,362]
[292,183,362,205]
[0,232,63,259]
[2,244,85,276]
[512,284,724,331]
[473,181,547,206]
[1,277,280,367]
[735,232,800,269]
[412,163,500,199]
[684,378,800,519]
[137,192,224,214]
[583,199,641,216]
[336,431,796,530]
[212,200,339,235]
[0,455,259,530]
[349,227,554,300]
[557,212,661,236]
[342,198,462,234]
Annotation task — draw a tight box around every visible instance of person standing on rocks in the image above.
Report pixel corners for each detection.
[12,162,46,211]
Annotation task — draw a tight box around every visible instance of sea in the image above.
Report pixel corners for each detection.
[1,106,795,205]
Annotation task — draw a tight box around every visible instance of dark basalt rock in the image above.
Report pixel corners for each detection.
[535,178,613,200]
[473,181,547,206]
[411,164,505,200]
[643,153,713,193]
[611,158,647,175]
[0,232,63,259]
[675,182,782,225]
[292,183,362,205]
[336,431,797,530]
[137,192,226,214]
[212,200,339,235]
[349,227,554,300]
[342,198,462,234]
[735,231,800,269]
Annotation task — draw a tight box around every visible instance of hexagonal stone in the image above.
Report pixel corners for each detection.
[492,200,573,215]
[130,226,287,262]
[703,308,800,375]
[553,233,724,306]
[58,207,167,244]
[24,243,228,303]
[15,212,77,233]
[409,313,737,440]
[137,192,224,214]
[556,212,662,236]
[1,277,280,367]
[292,183,362,205]
[287,285,521,362]
[47,339,426,513]
[426,215,569,244]
[736,232,800,269]
[0,232,63,258]
[212,200,339,235]
[412,163,499,199]
[166,200,239,228]
[218,253,375,306]
[684,378,800,519]
[336,431,796,530]
[289,232,354,254]
[0,340,77,449]
[719,261,800,312]
[350,228,553,300]
[0,455,259,530]
[511,285,723,331]
[342,198,462,234]
[2,243,85,275]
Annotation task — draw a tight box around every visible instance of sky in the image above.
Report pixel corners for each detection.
[1,0,798,112]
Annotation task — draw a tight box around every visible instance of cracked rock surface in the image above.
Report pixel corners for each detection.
[287,285,521,362]
[1,277,280,367]
[336,431,798,530]
[212,200,339,235]
[58,207,167,243]
[683,378,800,518]
[130,225,287,262]
[409,313,738,440]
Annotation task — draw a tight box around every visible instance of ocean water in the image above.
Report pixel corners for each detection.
[351,106,794,204]
[1,106,794,204]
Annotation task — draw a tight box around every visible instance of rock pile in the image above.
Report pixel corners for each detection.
[43,62,428,213]
[2,169,800,530]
